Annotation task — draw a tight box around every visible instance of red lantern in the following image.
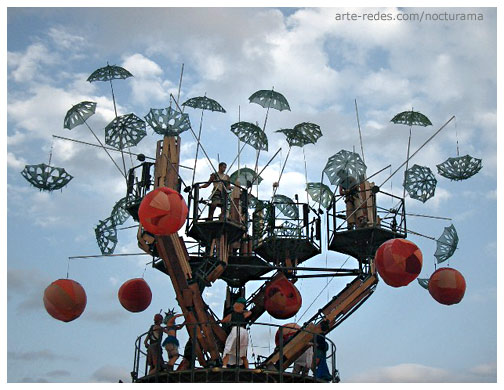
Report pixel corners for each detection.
[118,278,152,312]
[43,279,87,322]
[264,274,302,319]
[375,238,423,287]
[274,323,300,346]
[138,187,188,235]
[428,267,466,305]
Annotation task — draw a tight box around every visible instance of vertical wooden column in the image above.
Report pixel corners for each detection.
[154,135,180,190]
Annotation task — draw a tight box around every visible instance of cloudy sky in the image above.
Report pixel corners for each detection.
[4,3,499,384]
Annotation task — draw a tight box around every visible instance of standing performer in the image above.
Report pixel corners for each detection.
[144,313,165,375]
[339,177,364,230]
[200,162,231,220]
[221,297,252,368]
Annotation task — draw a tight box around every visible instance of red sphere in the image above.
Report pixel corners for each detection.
[118,278,152,312]
[264,275,302,319]
[375,238,423,287]
[428,267,466,305]
[138,187,188,235]
[43,279,87,322]
[274,323,300,346]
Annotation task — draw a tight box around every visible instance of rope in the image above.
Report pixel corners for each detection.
[297,256,351,322]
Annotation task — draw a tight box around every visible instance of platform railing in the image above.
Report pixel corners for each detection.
[327,185,406,245]
[252,200,321,251]
[132,320,339,383]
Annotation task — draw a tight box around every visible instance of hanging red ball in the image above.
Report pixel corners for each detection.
[274,323,300,346]
[118,278,152,312]
[43,279,87,322]
[428,267,466,305]
[138,187,188,235]
[375,238,423,287]
[264,274,302,319]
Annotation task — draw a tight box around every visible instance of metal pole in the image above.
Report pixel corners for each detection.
[355,99,366,165]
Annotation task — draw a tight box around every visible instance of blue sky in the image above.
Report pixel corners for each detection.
[4,4,499,383]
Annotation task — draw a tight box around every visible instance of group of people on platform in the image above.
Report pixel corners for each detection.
[143,297,332,381]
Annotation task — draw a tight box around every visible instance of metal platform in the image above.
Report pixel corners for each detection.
[135,367,326,383]
[328,226,406,260]
[254,237,321,264]
[187,220,247,245]
[188,254,274,287]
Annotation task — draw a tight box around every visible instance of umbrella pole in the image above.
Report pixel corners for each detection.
[273,145,291,197]
[109,78,127,177]
[303,148,309,203]
[355,99,366,166]
[226,142,247,174]
[191,109,205,187]
[402,126,412,200]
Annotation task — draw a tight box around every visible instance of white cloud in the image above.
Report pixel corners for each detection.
[90,365,130,382]
[348,363,452,382]
[48,26,87,51]
[8,43,59,83]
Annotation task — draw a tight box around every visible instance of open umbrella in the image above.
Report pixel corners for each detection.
[95,217,118,255]
[229,167,262,187]
[323,150,367,189]
[434,224,459,263]
[275,122,322,195]
[110,195,133,226]
[306,182,333,209]
[64,101,97,130]
[436,155,482,181]
[144,107,191,137]
[391,109,432,199]
[87,63,133,118]
[230,121,268,151]
[105,113,146,150]
[272,194,299,220]
[403,164,437,203]
[249,89,291,113]
[182,95,226,186]
[21,163,73,192]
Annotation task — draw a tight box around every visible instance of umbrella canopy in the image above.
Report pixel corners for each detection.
[434,224,459,264]
[21,163,73,192]
[105,113,146,150]
[272,194,299,220]
[182,96,226,113]
[87,64,133,82]
[144,107,191,137]
[229,167,263,187]
[95,217,118,255]
[306,182,333,209]
[293,122,322,144]
[403,164,437,203]
[417,278,429,290]
[64,101,97,130]
[278,221,302,237]
[249,89,290,112]
[249,194,268,210]
[230,121,268,151]
[110,195,133,226]
[390,110,432,127]
[323,150,367,188]
[276,123,322,148]
[436,155,482,181]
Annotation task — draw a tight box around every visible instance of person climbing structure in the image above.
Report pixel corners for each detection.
[221,297,252,368]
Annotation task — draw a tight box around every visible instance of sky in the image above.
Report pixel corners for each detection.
[3,2,501,384]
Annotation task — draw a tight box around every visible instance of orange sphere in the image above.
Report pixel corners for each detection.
[428,267,466,305]
[274,323,300,346]
[375,238,423,287]
[138,187,188,235]
[264,275,302,319]
[118,278,152,312]
[43,279,87,322]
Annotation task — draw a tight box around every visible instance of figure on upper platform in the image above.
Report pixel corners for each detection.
[200,162,231,220]
[221,297,252,368]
